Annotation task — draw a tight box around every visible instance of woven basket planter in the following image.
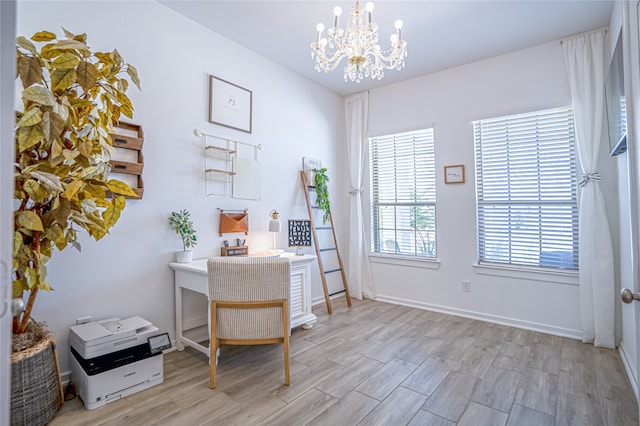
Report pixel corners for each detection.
[11,335,63,426]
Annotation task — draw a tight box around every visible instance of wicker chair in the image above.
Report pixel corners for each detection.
[207,256,291,389]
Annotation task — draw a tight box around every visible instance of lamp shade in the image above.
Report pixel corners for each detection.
[268,210,281,232]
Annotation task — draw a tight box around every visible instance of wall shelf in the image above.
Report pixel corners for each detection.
[109,122,144,199]
[203,139,235,196]
[205,169,236,175]
[196,129,262,198]
[205,145,236,155]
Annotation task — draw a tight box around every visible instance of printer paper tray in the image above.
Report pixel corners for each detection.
[71,348,163,411]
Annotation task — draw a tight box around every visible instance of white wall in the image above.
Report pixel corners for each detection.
[17,1,344,375]
[365,38,619,338]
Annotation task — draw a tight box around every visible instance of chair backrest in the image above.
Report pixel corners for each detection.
[207,257,291,340]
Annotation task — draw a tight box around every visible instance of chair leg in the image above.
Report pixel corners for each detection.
[283,335,290,386]
[282,300,290,386]
[209,301,217,389]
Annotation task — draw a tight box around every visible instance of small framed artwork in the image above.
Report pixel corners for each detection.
[302,157,322,172]
[288,219,312,255]
[444,165,465,184]
[302,157,322,185]
[209,75,252,133]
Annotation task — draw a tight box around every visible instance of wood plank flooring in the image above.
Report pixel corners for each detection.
[51,298,638,425]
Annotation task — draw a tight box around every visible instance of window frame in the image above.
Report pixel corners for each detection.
[473,106,579,272]
[369,128,437,259]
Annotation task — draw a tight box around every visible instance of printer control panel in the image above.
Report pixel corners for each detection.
[148,332,171,355]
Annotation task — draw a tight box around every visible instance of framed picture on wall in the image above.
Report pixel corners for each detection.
[302,157,322,172]
[209,75,252,133]
[288,219,312,255]
[444,165,465,184]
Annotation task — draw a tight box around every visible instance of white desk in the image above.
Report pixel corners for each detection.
[169,254,317,358]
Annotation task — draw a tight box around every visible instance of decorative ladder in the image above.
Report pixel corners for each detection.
[300,171,352,315]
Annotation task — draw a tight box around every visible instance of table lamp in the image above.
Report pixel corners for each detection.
[268,209,281,252]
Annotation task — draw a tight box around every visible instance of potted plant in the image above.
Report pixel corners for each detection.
[169,209,198,262]
[12,28,140,424]
[313,167,331,224]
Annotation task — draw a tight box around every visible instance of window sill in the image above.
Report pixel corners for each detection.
[472,262,579,286]
[369,253,441,270]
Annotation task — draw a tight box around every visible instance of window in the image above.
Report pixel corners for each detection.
[370,129,436,257]
[474,107,578,270]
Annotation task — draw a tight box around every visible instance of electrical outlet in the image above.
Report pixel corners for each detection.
[462,281,471,293]
[76,316,91,325]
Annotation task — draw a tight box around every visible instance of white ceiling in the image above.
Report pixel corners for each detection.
[159,0,614,96]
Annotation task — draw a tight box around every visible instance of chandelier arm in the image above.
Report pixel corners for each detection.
[368,48,406,66]
[331,36,354,59]
[315,49,351,71]
[317,60,344,72]
[316,61,347,72]
[370,58,403,69]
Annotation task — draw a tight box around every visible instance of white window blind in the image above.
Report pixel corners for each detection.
[370,129,436,257]
[474,107,578,270]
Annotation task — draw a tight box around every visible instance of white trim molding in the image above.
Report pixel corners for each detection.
[369,253,441,270]
[375,294,583,340]
[473,263,579,286]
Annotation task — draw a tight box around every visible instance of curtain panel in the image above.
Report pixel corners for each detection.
[345,92,375,299]
[562,29,615,348]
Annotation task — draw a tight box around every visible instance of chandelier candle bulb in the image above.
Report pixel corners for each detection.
[316,23,324,42]
[395,20,403,41]
[334,6,342,28]
[365,2,374,23]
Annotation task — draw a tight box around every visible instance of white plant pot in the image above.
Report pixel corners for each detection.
[175,250,193,263]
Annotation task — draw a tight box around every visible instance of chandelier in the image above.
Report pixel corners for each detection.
[310,0,407,83]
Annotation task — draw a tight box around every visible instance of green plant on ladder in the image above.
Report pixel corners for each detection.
[313,168,331,224]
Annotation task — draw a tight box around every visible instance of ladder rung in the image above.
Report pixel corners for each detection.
[316,226,332,230]
[324,268,342,274]
[319,248,336,252]
[329,290,346,297]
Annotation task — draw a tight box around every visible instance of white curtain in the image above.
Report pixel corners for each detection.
[562,29,615,348]
[344,92,375,299]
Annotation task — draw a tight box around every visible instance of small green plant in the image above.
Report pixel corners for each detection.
[169,210,197,250]
[313,168,331,224]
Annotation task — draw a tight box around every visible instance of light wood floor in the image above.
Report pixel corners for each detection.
[51,298,638,425]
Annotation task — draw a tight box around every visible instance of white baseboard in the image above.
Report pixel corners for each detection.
[311,292,582,339]
[618,342,639,401]
[374,294,583,340]
[60,370,71,387]
[183,314,208,331]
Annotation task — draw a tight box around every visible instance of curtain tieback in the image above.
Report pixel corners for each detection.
[349,186,363,195]
[579,172,602,187]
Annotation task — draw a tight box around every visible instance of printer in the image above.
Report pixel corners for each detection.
[70,316,169,410]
